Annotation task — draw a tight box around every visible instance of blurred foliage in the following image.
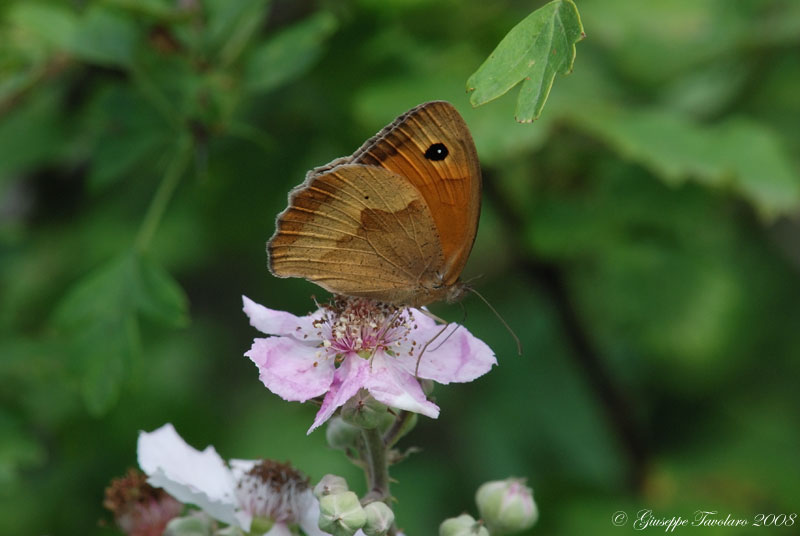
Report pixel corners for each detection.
[1,0,799,535]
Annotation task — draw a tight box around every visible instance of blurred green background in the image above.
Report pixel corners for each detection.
[2,0,799,534]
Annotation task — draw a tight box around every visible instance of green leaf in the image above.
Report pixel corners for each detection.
[68,6,139,67]
[244,11,338,93]
[52,251,188,414]
[466,0,585,122]
[74,313,138,416]
[569,108,800,219]
[84,86,170,190]
[7,2,79,50]
[0,89,64,183]
[136,254,189,327]
[0,412,46,488]
[205,0,269,62]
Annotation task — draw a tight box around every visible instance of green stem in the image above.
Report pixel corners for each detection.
[135,136,192,253]
[362,427,390,500]
[383,410,413,448]
[361,426,397,535]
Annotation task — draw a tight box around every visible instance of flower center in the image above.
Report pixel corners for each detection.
[313,297,416,358]
[236,460,310,524]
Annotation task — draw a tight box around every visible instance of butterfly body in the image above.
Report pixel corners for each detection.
[268,101,481,307]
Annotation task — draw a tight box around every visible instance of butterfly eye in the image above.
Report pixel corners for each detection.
[424,143,449,161]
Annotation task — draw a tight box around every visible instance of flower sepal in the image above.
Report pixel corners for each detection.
[341,389,391,430]
[164,512,215,536]
[326,417,362,450]
[313,474,350,499]
[247,517,275,535]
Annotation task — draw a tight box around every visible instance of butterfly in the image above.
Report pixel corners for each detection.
[268,101,481,308]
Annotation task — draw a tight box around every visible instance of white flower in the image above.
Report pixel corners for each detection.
[137,423,327,536]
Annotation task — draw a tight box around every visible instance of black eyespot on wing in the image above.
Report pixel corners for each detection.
[424,143,448,161]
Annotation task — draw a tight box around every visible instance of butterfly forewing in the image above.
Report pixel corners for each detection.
[269,164,445,304]
[352,101,482,286]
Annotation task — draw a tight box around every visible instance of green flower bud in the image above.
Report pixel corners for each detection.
[326,417,362,449]
[475,478,538,535]
[341,389,389,429]
[314,474,350,500]
[439,514,489,536]
[363,501,395,536]
[318,491,367,536]
[164,514,214,536]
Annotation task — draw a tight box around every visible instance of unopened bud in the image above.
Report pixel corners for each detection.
[439,514,489,536]
[475,478,538,534]
[314,474,349,500]
[363,501,395,535]
[341,389,389,429]
[318,491,367,536]
[326,417,362,449]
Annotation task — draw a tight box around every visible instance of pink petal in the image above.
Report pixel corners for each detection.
[364,353,440,418]
[246,337,334,402]
[309,356,371,433]
[398,323,497,384]
[242,296,321,339]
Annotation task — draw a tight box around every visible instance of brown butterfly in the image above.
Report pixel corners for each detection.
[268,101,481,308]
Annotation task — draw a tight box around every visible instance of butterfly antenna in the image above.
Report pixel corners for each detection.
[414,319,450,378]
[467,287,522,355]
[429,323,461,353]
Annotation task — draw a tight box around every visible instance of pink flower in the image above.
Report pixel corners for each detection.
[243,295,497,433]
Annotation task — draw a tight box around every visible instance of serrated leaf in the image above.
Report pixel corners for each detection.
[569,108,800,219]
[76,314,138,416]
[136,254,189,327]
[52,254,136,331]
[244,11,338,93]
[52,250,187,414]
[467,0,585,122]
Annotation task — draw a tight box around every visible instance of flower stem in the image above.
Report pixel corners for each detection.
[361,427,390,500]
[362,426,397,535]
[383,410,413,448]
